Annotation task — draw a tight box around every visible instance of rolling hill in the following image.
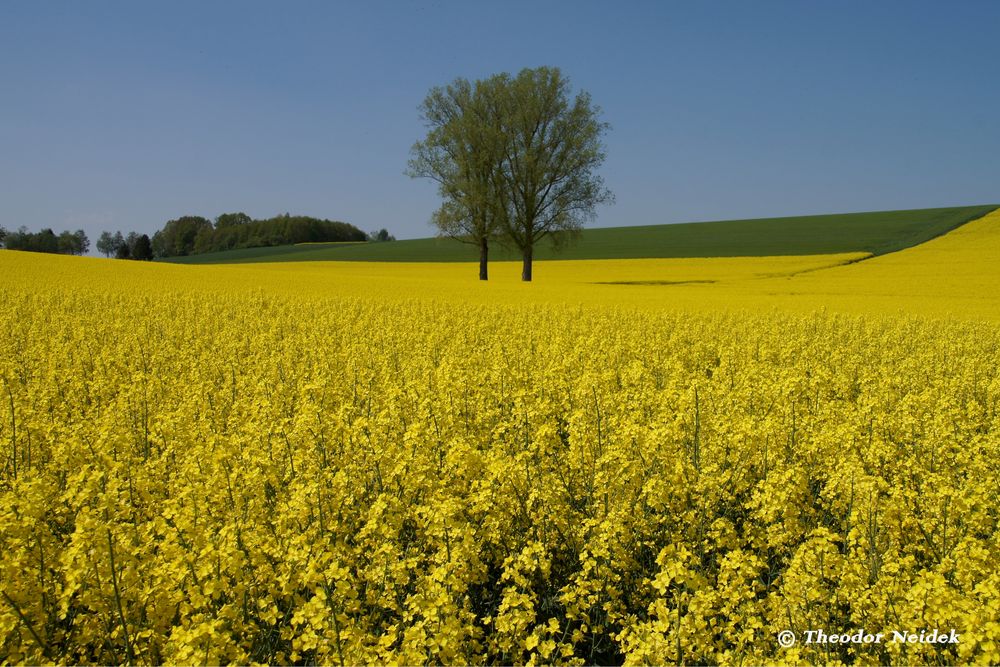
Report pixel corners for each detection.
[160,205,997,264]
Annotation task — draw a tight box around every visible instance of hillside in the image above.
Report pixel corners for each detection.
[160,205,997,264]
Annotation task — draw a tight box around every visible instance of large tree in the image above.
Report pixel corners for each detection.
[495,67,613,281]
[409,67,612,281]
[408,77,507,280]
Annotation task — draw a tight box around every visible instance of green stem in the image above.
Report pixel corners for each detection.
[107,529,136,665]
[6,380,16,480]
[2,589,52,660]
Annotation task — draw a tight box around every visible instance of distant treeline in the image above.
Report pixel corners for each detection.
[0,226,89,255]
[150,213,367,257]
[2,213,386,261]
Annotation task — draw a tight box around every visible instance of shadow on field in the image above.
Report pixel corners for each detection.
[591,279,718,286]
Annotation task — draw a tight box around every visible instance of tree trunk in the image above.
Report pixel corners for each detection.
[479,237,488,281]
[521,245,533,282]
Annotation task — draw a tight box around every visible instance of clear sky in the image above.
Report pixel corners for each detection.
[2,1,998,244]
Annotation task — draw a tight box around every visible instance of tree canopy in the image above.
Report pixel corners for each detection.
[96,231,116,257]
[2,226,89,255]
[151,213,366,258]
[151,216,213,258]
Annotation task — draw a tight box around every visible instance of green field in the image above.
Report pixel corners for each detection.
[161,205,998,264]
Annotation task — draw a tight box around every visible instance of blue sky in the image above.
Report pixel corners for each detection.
[2,1,998,244]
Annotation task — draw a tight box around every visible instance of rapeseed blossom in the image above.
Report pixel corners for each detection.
[1,211,1000,663]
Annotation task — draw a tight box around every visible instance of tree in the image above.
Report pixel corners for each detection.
[124,232,139,256]
[115,239,132,259]
[408,77,507,280]
[155,216,213,257]
[57,229,89,255]
[495,67,613,281]
[131,234,153,260]
[36,228,59,254]
[367,228,396,243]
[0,226,7,247]
[74,229,90,255]
[97,231,116,257]
[215,212,252,229]
[193,227,214,254]
[57,230,77,255]
[151,230,167,258]
[111,231,127,258]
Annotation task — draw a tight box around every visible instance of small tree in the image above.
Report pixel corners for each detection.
[57,230,77,254]
[56,229,89,255]
[74,229,90,255]
[151,230,167,258]
[111,231,127,259]
[36,228,59,254]
[0,225,7,248]
[132,234,153,260]
[97,231,115,257]
[367,228,395,242]
[125,232,140,256]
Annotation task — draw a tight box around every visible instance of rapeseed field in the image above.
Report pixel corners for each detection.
[2,209,1000,664]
